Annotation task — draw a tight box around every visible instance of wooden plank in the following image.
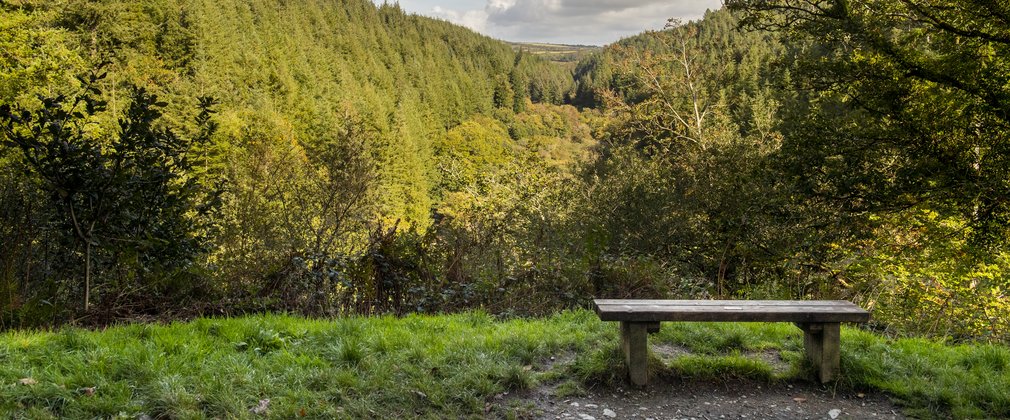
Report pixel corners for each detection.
[595,304,865,312]
[598,311,867,323]
[593,299,869,323]
[819,323,841,383]
[799,322,841,383]
[595,309,867,322]
[593,299,866,310]
[595,299,853,306]
[595,306,867,315]
[621,321,651,387]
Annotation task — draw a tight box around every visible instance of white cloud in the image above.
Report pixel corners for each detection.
[431,6,489,32]
[421,0,721,45]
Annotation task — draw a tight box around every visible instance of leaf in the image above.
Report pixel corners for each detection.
[18,377,37,386]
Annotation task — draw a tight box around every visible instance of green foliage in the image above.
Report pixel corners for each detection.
[509,103,595,170]
[0,72,218,316]
[434,115,514,194]
[0,149,60,326]
[208,108,378,310]
[1,0,574,229]
[713,0,1010,340]
[826,210,1010,341]
[571,10,806,301]
[0,0,593,323]
[571,7,1009,341]
[2,0,1007,348]
[0,10,83,107]
[728,0,1010,246]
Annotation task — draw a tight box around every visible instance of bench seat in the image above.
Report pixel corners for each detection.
[593,299,870,386]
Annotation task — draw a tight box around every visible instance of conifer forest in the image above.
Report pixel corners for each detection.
[1,0,1008,344]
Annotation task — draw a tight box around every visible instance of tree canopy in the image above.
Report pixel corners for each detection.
[1,1,1006,341]
[727,0,1010,247]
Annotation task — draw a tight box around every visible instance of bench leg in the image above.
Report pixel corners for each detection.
[620,321,657,387]
[797,322,841,383]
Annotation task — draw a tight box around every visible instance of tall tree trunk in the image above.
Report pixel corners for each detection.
[84,241,91,312]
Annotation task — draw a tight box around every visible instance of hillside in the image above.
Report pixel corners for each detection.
[1,0,577,225]
[569,9,784,108]
[507,41,601,68]
[2,0,1008,350]
[0,0,598,323]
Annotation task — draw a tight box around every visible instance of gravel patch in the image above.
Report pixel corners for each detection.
[522,379,904,419]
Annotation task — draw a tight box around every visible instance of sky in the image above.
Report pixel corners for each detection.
[375,0,723,46]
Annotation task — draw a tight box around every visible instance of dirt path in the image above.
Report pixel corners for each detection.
[521,379,904,420]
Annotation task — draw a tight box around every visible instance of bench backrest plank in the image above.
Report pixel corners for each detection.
[594,299,869,323]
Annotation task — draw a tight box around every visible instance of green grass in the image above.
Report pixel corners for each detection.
[0,312,1007,419]
[0,311,612,418]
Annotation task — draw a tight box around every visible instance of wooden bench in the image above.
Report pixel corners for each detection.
[593,299,870,386]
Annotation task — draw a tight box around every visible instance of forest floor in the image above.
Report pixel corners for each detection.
[522,378,903,420]
[0,311,1006,418]
[505,346,905,419]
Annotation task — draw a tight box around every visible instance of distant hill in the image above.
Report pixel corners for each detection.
[507,42,602,68]
[569,9,784,107]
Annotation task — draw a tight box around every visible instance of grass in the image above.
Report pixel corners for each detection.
[0,311,1007,419]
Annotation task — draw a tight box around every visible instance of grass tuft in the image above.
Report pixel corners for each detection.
[328,337,366,367]
[0,312,1007,418]
[667,352,775,381]
[569,343,625,386]
[554,379,587,397]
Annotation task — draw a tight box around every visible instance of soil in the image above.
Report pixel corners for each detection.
[508,348,906,420]
[523,379,904,420]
